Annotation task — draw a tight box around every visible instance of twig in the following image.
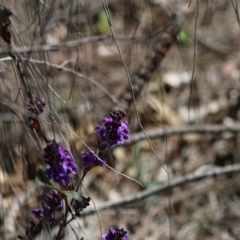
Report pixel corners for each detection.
[231,0,240,28]
[0,56,125,108]
[0,35,110,54]
[0,25,173,55]
[120,124,240,146]
[81,163,240,216]
[27,58,125,109]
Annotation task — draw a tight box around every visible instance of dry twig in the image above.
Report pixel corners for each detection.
[81,163,240,216]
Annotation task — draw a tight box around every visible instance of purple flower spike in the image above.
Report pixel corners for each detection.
[27,96,46,115]
[95,110,129,152]
[45,165,68,186]
[43,190,63,212]
[32,190,63,223]
[109,109,127,120]
[44,141,77,186]
[82,151,105,167]
[102,228,128,240]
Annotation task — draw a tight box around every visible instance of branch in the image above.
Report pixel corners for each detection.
[121,124,240,146]
[81,164,240,216]
[0,35,110,54]
[118,14,184,109]
[0,25,172,55]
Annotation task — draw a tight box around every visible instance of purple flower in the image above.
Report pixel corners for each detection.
[31,209,43,219]
[27,96,46,115]
[102,228,128,240]
[32,190,63,223]
[82,150,105,167]
[45,164,70,186]
[95,110,129,152]
[42,189,63,222]
[44,141,77,186]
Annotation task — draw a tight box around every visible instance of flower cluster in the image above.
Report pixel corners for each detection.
[102,228,128,240]
[32,189,63,223]
[44,141,77,186]
[21,190,64,239]
[95,109,129,152]
[27,96,46,115]
[82,110,129,169]
[20,109,130,239]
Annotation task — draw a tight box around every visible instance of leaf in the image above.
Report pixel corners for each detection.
[36,168,52,186]
[64,190,82,201]
[36,168,61,190]
[36,168,82,200]
[176,29,189,43]
[96,9,110,33]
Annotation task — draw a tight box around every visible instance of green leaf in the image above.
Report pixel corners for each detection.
[177,29,189,43]
[64,191,82,201]
[96,9,110,33]
[36,168,61,190]
[36,168,82,201]
[36,168,53,187]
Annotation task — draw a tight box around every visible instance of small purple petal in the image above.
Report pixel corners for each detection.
[27,96,46,115]
[32,209,43,219]
[82,151,105,167]
[40,190,63,223]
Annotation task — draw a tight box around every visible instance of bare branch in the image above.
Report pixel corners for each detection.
[81,163,240,216]
[0,25,170,55]
[0,35,110,54]
[121,124,240,146]
[118,14,183,109]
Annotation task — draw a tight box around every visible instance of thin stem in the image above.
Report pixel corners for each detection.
[55,195,70,240]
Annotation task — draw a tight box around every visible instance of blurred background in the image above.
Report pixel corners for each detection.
[0,0,240,239]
